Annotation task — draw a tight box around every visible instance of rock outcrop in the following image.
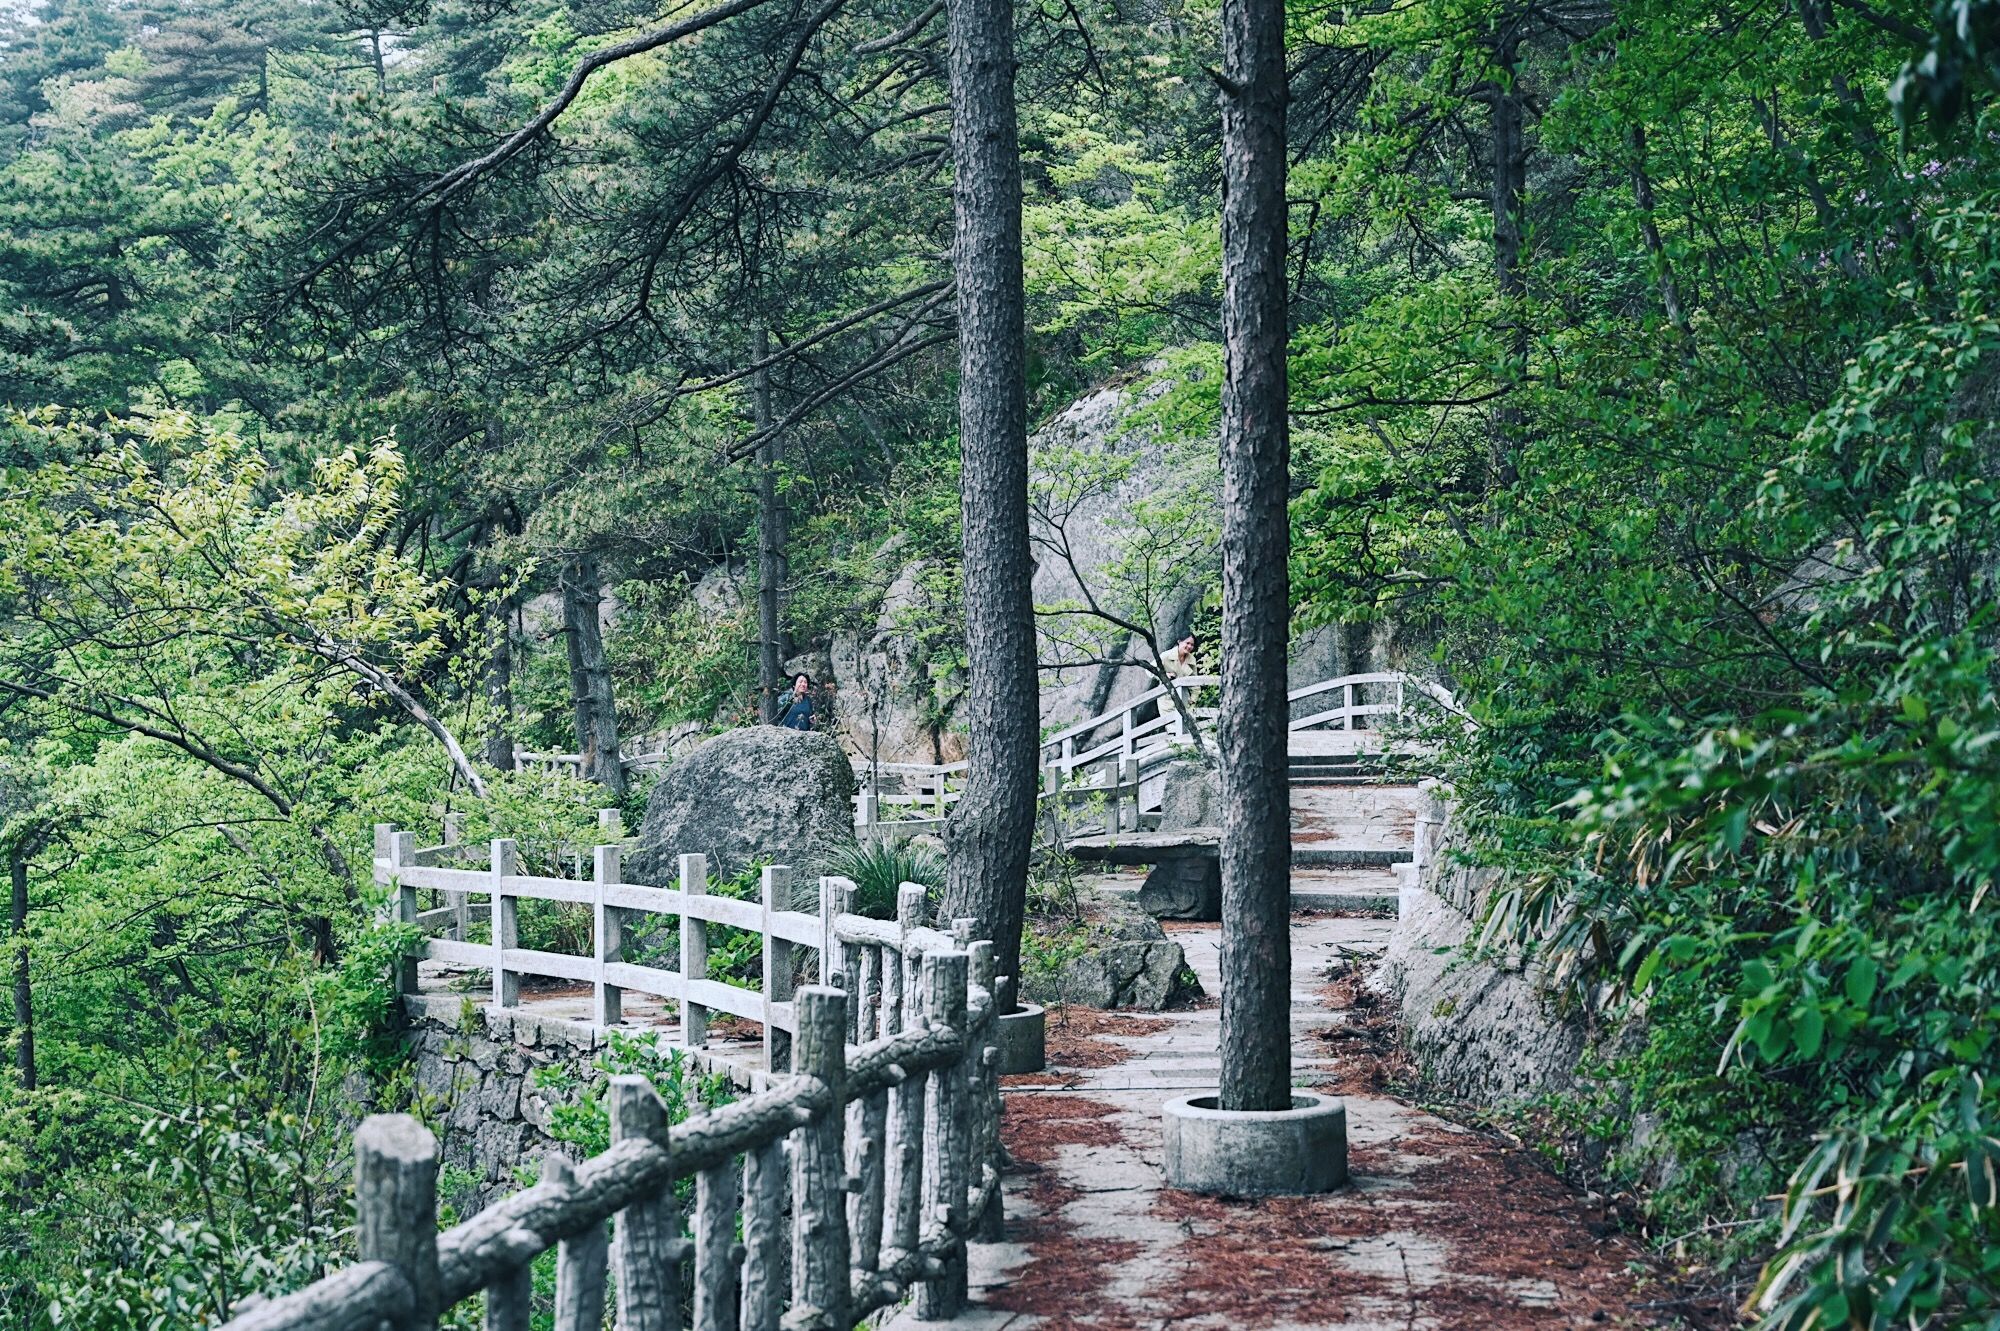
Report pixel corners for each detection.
[1372,792,1595,1100]
[1153,758,1219,830]
[1025,890,1201,1010]
[628,726,856,885]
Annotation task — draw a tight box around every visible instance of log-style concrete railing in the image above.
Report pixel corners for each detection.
[226,870,1004,1331]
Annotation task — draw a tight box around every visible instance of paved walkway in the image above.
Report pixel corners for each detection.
[884,912,1659,1331]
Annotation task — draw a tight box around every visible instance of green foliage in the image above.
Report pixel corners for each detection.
[822,839,945,920]
[533,1031,733,1160]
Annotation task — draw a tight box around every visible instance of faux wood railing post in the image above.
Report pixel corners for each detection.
[354,1115,441,1331]
[609,1075,682,1331]
[680,853,709,1048]
[819,878,859,1042]
[546,1154,609,1331]
[883,884,928,1269]
[692,1156,739,1331]
[594,844,624,1027]
[792,985,850,1330]
[391,832,420,995]
[491,838,520,1008]
[847,943,889,1277]
[761,864,795,1073]
[485,1261,531,1331]
[916,950,968,1320]
[967,939,1003,1243]
[739,1137,786,1331]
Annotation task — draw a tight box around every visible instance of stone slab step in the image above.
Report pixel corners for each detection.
[1292,846,1412,868]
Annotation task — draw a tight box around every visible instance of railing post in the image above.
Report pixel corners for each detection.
[441,814,469,939]
[883,887,929,1273]
[821,877,859,1042]
[354,1115,441,1331]
[858,788,880,837]
[967,939,1003,1243]
[762,864,795,1073]
[547,1153,608,1331]
[391,832,420,996]
[609,1076,682,1331]
[739,1135,786,1331]
[598,807,624,838]
[491,839,519,1008]
[916,949,969,1320]
[792,985,850,1331]
[594,844,624,1027]
[817,877,848,988]
[680,853,710,1048]
[848,942,889,1278]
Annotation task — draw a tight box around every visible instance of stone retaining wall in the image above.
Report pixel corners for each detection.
[1372,788,1597,1102]
[403,993,758,1211]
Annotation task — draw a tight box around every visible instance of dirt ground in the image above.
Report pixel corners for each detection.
[883,913,1717,1331]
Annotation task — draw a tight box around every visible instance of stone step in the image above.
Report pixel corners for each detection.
[1291,846,1412,868]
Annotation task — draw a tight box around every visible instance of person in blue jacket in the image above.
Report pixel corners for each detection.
[778,673,816,730]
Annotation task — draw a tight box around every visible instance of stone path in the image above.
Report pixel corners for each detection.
[883,911,1660,1331]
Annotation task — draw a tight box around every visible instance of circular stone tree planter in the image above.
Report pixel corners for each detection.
[1162,1092,1348,1195]
[996,1003,1046,1074]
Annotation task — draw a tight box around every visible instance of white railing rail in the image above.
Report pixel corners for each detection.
[224,836,1005,1331]
[852,670,1455,837]
[514,735,679,780]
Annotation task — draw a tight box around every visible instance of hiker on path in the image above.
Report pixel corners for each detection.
[1165,634,1201,679]
[778,673,817,731]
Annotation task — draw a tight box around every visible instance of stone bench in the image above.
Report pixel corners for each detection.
[1066,831,1416,920]
[1066,830,1224,920]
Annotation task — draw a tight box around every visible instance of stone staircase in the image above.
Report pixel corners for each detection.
[1288,779,1415,911]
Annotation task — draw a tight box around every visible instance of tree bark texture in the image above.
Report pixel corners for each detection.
[940,0,1038,993]
[562,555,626,796]
[1216,0,1293,1114]
[10,841,33,1092]
[755,327,788,724]
[483,593,518,773]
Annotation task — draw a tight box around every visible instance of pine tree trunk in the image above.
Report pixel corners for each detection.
[1216,0,1293,1114]
[10,842,34,1093]
[755,327,788,724]
[940,0,1037,992]
[483,593,517,773]
[563,555,627,797]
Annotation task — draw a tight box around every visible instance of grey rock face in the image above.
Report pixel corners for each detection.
[1029,371,1216,739]
[628,726,857,884]
[827,553,965,765]
[1373,816,1592,1101]
[1154,759,1219,831]
[1044,939,1193,1010]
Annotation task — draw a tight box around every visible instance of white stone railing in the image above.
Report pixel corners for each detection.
[851,671,1457,837]
[223,843,1004,1331]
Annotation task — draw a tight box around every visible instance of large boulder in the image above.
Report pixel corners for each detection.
[628,727,857,885]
